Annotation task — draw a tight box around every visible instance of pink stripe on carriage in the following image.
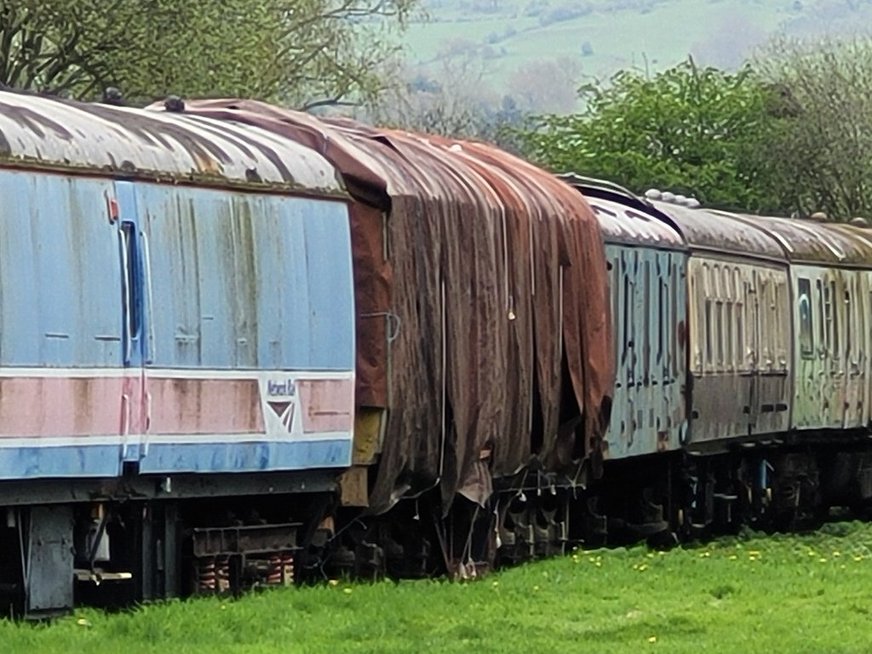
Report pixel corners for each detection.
[0,375,128,437]
[147,377,265,435]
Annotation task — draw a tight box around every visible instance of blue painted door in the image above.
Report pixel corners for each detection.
[114,181,149,462]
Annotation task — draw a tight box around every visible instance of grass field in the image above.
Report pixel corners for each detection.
[404,0,793,85]
[399,0,872,114]
[4,521,872,653]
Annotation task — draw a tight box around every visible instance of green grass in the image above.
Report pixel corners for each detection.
[5,522,872,653]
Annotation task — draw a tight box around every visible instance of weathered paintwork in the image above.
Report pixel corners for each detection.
[576,186,688,459]
[0,91,344,194]
[0,91,357,480]
[604,243,687,457]
[686,257,792,442]
[736,215,872,433]
[655,204,793,445]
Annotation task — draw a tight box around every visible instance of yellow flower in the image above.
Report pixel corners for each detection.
[648,636,657,643]
[343,588,353,594]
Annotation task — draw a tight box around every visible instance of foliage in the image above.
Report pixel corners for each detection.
[3,522,872,653]
[364,54,530,147]
[753,36,872,218]
[516,59,779,212]
[0,0,415,107]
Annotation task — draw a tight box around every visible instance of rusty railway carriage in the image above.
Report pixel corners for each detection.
[3,89,872,618]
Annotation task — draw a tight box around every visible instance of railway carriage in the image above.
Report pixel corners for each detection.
[0,92,357,617]
[648,200,793,447]
[730,215,872,433]
[561,177,688,460]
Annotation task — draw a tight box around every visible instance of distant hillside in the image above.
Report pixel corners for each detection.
[397,0,872,114]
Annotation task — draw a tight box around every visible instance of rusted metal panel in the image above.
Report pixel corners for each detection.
[0,91,345,194]
[166,100,614,513]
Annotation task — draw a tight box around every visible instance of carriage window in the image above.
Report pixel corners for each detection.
[644,259,651,379]
[798,278,813,358]
[716,298,724,368]
[673,259,682,377]
[622,266,630,364]
[817,279,825,352]
[611,256,619,370]
[658,276,665,364]
[823,280,833,353]
[830,280,839,355]
[735,269,745,370]
[705,298,713,367]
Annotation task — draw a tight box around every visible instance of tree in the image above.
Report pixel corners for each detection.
[515,58,780,212]
[506,57,582,114]
[366,54,502,138]
[753,36,872,218]
[0,0,415,107]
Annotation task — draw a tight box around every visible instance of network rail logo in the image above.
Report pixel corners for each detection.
[264,378,297,434]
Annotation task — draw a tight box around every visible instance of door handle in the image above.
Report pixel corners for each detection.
[121,393,130,434]
[121,393,131,459]
[141,229,156,364]
[143,390,153,457]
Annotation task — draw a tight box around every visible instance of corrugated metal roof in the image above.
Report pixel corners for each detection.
[0,92,344,194]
